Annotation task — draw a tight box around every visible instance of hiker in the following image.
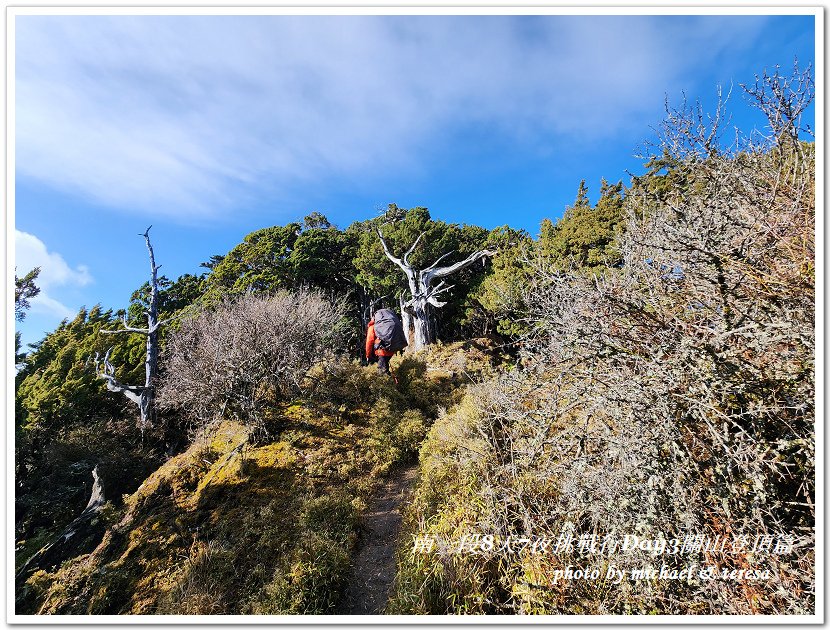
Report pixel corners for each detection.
[366,308,408,374]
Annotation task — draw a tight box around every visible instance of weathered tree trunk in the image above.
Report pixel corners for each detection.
[96,226,166,434]
[377,228,495,351]
[16,466,106,586]
[143,231,160,423]
[399,293,414,348]
[409,289,433,349]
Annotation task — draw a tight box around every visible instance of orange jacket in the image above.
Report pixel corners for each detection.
[366,320,395,358]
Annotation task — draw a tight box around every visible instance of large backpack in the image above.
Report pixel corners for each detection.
[373,309,408,353]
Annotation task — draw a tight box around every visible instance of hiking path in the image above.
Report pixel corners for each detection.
[336,464,418,615]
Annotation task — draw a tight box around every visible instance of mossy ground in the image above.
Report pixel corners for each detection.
[386,393,499,615]
[18,350,482,616]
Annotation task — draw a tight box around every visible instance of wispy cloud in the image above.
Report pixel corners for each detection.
[15,15,769,220]
[15,230,93,319]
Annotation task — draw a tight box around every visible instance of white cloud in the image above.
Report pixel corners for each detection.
[15,230,93,319]
[14,15,770,220]
[25,293,77,321]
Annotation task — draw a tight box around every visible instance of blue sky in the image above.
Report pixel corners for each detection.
[13,12,816,348]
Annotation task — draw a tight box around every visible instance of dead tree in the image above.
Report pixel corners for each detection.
[16,466,106,587]
[95,226,166,433]
[377,228,495,350]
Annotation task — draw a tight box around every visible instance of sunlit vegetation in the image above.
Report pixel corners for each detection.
[15,64,813,616]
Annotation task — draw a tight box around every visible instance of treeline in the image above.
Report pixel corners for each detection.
[14,180,628,482]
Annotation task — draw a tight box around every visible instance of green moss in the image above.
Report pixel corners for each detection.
[387,390,502,614]
[25,392,422,613]
[23,342,507,615]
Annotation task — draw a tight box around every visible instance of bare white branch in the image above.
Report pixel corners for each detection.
[402,231,425,267]
[427,249,496,281]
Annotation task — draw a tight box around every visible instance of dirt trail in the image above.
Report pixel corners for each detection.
[336,465,418,615]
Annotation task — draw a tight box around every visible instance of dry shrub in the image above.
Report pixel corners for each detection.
[157,289,349,435]
[394,65,814,615]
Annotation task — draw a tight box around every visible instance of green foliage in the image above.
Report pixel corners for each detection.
[15,267,42,363]
[302,211,332,230]
[630,149,690,202]
[205,223,303,298]
[287,224,357,292]
[204,214,357,303]
[15,422,160,575]
[126,273,207,328]
[16,306,138,437]
[538,178,625,272]
[308,354,458,467]
[15,267,41,322]
[199,254,225,271]
[391,409,429,457]
[24,349,461,614]
[252,492,357,613]
[387,393,498,614]
[466,183,629,339]
[464,227,533,338]
[350,205,491,340]
[14,306,157,562]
